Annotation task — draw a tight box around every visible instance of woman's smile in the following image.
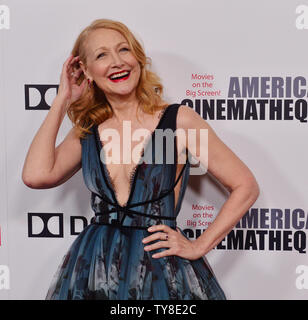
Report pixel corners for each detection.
[108,70,131,82]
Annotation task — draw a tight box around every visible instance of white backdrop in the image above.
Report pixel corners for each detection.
[1,0,308,299]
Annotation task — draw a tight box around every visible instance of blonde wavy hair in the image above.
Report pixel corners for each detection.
[67,18,169,139]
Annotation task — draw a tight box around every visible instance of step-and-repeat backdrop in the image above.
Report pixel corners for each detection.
[1,0,308,300]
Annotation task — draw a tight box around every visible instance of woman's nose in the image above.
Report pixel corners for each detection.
[110,52,124,67]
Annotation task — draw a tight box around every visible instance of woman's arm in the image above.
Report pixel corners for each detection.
[22,55,86,189]
[21,95,82,189]
[177,105,260,256]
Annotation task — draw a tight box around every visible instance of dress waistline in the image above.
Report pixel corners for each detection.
[90,216,177,231]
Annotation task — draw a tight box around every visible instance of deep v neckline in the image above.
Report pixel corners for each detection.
[94,105,171,208]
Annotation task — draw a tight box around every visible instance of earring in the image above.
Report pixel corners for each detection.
[87,79,93,89]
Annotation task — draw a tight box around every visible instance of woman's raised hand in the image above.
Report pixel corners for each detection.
[57,54,87,107]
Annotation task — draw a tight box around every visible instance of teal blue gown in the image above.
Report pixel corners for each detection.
[45,103,226,300]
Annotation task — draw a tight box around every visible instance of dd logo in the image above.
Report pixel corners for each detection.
[28,213,63,238]
[25,84,59,110]
[28,213,89,237]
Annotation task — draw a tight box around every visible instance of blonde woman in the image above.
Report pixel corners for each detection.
[22,19,259,300]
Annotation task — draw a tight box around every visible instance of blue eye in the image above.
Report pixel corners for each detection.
[97,52,105,59]
[96,47,129,59]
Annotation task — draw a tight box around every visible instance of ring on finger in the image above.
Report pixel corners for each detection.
[165,233,168,240]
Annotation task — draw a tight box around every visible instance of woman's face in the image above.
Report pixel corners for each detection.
[81,28,141,100]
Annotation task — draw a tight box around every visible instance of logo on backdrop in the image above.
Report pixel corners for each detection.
[183,76,308,123]
[0,5,10,30]
[28,213,64,238]
[0,265,9,290]
[30,208,308,253]
[295,5,308,29]
[27,213,89,238]
[183,207,308,254]
[25,84,59,110]
[295,265,308,290]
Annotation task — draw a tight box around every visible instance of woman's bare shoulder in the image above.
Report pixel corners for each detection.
[177,104,211,130]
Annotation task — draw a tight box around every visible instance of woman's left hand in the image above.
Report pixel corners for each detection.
[142,224,204,261]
